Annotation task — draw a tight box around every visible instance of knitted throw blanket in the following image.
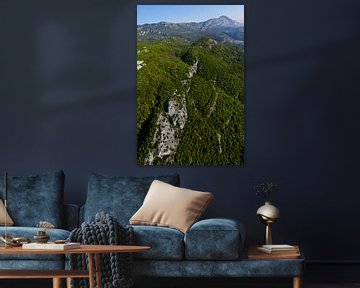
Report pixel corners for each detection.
[68,212,134,288]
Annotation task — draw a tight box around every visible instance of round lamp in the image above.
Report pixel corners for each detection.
[257,201,280,245]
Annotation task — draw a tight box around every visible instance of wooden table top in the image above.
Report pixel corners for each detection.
[0,245,150,255]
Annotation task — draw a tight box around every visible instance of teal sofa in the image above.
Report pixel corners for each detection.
[80,173,304,283]
[0,171,303,287]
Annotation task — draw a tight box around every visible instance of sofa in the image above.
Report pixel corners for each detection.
[0,171,303,287]
[0,170,79,270]
[80,173,304,283]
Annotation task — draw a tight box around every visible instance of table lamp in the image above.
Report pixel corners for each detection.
[256,201,280,245]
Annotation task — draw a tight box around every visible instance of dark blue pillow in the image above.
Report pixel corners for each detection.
[84,174,180,225]
[0,170,65,227]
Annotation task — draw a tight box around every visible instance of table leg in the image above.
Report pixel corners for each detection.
[88,253,95,288]
[66,277,72,288]
[52,278,62,288]
[95,253,102,288]
[293,276,302,288]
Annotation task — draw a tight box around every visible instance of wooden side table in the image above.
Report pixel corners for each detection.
[0,244,150,288]
[247,245,303,288]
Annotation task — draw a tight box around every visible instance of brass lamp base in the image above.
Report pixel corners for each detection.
[265,223,272,245]
[257,201,280,245]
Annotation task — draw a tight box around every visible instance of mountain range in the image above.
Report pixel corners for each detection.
[137,16,244,44]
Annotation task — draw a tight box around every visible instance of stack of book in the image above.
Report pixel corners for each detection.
[248,244,300,259]
[257,244,299,254]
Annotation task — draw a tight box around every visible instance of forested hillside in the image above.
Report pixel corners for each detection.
[137,17,244,165]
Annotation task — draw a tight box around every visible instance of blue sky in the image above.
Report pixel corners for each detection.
[137,5,244,25]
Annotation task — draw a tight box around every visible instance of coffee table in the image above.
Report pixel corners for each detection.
[0,244,150,288]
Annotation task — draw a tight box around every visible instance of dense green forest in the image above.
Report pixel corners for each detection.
[137,37,244,165]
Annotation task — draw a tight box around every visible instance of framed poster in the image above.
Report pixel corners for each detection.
[137,5,244,165]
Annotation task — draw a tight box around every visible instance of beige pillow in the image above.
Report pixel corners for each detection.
[0,199,14,226]
[130,180,213,233]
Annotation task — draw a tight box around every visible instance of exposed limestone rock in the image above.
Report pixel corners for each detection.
[186,60,198,78]
[207,92,218,117]
[165,97,188,129]
[137,60,146,70]
[217,132,222,154]
[145,112,179,164]
[137,47,149,54]
[145,60,200,164]
[145,93,188,165]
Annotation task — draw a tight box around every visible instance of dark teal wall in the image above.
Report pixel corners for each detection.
[0,0,360,262]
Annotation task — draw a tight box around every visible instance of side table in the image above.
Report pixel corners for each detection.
[247,245,304,288]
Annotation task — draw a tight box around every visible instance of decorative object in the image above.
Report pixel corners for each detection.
[37,220,55,232]
[130,180,213,232]
[0,234,31,247]
[54,239,66,244]
[254,181,280,245]
[33,230,50,243]
[34,220,55,243]
[254,181,279,201]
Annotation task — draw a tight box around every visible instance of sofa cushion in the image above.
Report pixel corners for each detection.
[130,180,213,233]
[0,199,14,226]
[0,171,65,227]
[130,225,184,260]
[184,218,245,260]
[0,227,70,260]
[84,174,180,225]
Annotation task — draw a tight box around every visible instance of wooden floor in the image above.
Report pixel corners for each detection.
[305,285,360,288]
[1,279,360,288]
[138,281,360,288]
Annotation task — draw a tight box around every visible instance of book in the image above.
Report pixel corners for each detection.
[248,245,301,260]
[256,244,299,254]
[22,242,80,250]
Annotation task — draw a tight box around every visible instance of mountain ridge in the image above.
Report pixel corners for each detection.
[137,16,244,44]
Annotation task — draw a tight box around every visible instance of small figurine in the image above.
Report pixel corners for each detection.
[34,221,55,243]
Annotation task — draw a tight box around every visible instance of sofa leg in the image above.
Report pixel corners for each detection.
[53,278,62,288]
[293,276,302,288]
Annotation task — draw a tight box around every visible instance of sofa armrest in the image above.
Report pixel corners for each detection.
[63,204,80,231]
[184,218,245,260]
